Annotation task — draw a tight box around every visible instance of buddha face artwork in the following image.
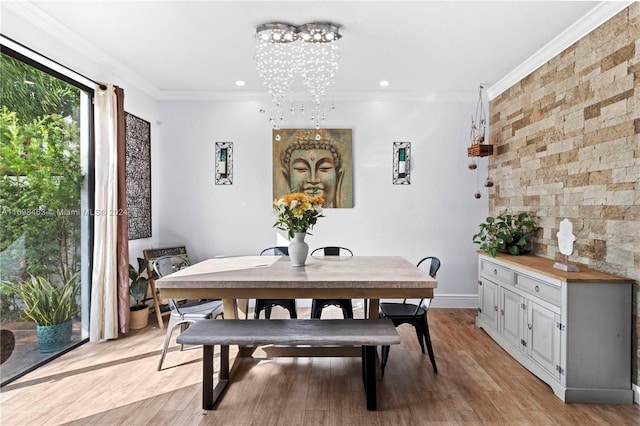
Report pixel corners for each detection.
[273,129,353,208]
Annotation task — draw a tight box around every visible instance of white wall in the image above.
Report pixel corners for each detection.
[3,4,487,307]
[156,99,488,307]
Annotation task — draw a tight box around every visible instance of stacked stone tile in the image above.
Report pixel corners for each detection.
[488,4,639,385]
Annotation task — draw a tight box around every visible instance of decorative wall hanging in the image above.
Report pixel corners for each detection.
[272,128,353,208]
[125,112,151,240]
[467,85,493,199]
[393,142,411,185]
[467,85,493,158]
[215,142,233,185]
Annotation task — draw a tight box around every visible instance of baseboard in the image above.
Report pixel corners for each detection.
[429,294,478,309]
[633,383,640,404]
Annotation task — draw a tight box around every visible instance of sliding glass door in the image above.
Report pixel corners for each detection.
[0,48,92,385]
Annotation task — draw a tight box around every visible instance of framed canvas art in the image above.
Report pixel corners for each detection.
[272,129,353,208]
[125,112,151,239]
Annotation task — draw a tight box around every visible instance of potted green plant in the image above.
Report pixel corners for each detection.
[0,274,79,353]
[129,257,150,329]
[473,210,539,257]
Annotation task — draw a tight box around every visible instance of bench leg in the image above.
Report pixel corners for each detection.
[202,345,214,409]
[362,345,377,411]
[202,344,230,410]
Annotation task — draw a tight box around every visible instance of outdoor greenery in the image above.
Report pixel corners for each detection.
[0,53,83,321]
[0,274,79,326]
[472,210,539,257]
[0,53,80,122]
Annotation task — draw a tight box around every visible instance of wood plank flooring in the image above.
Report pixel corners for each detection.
[1,308,638,425]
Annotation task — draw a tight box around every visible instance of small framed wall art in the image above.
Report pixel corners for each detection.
[393,142,411,185]
[215,142,233,185]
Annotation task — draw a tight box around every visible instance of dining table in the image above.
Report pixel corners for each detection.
[156,255,437,360]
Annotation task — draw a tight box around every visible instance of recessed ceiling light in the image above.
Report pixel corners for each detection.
[235,80,246,87]
[379,80,390,87]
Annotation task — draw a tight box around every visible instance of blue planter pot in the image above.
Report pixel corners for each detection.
[36,320,72,353]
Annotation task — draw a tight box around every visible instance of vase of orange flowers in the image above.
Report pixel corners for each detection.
[273,192,324,267]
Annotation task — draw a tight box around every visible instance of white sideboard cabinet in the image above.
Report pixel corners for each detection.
[476,253,633,403]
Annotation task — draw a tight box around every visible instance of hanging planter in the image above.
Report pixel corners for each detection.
[467,144,493,157]
[467,85,493,158]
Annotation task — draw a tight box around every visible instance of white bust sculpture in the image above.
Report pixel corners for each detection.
[554,218,579,272]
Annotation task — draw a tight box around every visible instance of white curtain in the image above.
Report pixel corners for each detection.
[90,84,120,341]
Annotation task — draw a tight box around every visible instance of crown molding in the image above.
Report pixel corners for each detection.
[8,1,624,104]
[156,89,477,102]
[0,2,478,104]
[4,1,474,103]
[486,1,633,100]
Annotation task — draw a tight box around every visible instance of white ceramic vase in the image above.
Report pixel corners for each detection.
[289,232,309,267]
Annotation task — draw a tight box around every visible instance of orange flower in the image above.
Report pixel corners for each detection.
[273,192,324,239]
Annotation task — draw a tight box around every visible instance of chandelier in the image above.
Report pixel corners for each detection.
[255,22,342,139]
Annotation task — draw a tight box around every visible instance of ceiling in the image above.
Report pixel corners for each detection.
[10,1,609,101]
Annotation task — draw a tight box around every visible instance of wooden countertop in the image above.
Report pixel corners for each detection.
[479,252,632,283]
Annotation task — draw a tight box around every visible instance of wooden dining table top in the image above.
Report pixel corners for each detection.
[155,255,437,299]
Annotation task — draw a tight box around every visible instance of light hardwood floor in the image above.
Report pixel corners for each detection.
[1,308,638,425]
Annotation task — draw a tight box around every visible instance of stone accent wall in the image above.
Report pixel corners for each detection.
[488,5,640,385]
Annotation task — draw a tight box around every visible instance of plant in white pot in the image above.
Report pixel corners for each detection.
[1,274,79,353]
[129,257,150,330]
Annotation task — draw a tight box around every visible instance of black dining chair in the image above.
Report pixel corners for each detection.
[153,255,224,371]
[379,256,440,375]
[254,246,297,319]
[310,246,354,319]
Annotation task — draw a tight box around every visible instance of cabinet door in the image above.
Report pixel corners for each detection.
[527,301,561,379]
[500,288,525,351]
[478,278,499,331]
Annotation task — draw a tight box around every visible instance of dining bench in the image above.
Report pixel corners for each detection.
[176,318,401,411]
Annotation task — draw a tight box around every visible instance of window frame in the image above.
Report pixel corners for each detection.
[0,41,95,386]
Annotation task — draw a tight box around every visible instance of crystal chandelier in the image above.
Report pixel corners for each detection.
[255,22,342,139]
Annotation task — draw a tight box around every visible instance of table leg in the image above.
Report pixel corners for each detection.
[237,298,248,319]
[367,298,379,320]
[366,299,385,378]
[220,298,246,400]
[148,280,165,329]
[222,298,238,319]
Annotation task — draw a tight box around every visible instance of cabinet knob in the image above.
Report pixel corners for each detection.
[528,323,532,330]
[535,285,540,292]
[493,269,498,275]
